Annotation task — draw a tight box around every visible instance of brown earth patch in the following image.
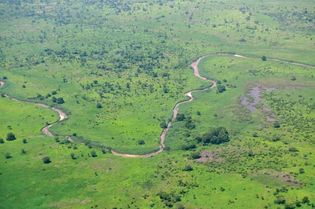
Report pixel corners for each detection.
[258,170,302,187]
[196,150,224,163]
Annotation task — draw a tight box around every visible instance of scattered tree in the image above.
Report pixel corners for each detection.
[42,156,51,164]
[6,132,16,141]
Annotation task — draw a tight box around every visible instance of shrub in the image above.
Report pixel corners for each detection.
[0,138,4,144]
[138,139,145,145]
[288,147,299,152]
[53,97,65,104]
[42,156,51,164]
[90,150,97,157]
[302,196,310,204]
[261,56,267,61]
[191,152,201,159]
[21,149,26,154]
[274,196,286,204]
[181,144,196,150]
[22,138,28,144]
[96,103,103,108]
[183,165,193,171]
[176,113,186,121]
[273,121,281,128]
[5,152,12,159]
[160,121,167,129]
[70,153,77,160]
[202,127,230,145]
[6,132,16,141]
[217,84,226,93]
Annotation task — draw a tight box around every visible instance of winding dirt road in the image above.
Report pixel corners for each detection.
[111,56,216,158]
[0,81,68,136]
[1,53,314,158]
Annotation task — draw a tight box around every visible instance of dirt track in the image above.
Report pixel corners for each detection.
[1,53,314,158]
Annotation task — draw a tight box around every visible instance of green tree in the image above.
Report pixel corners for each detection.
[6,132,16,141]
[42,156,51,164]
[202,127,230,144]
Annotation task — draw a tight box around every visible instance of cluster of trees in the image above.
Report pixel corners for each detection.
[197,127,230,145]
[176,113,195,129]
[158,191,182,208]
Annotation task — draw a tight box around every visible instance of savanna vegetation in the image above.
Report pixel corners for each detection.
[0,0,314,208]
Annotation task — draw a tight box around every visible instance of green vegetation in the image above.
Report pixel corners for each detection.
[0,0,315,208]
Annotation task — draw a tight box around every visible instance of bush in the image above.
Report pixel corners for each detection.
[0,138,4,144]
[274,196,286,204]
[70,153,77,160]
[53,97,65,104]
[288,147,299,152]
[138,139,145,145]
[302,196,310,204]
[181,144,196,150]
[42,156,51,164]
[160,121,167,129]
[191,152,201,159]
[217,84,226,93]
[261,55,267,61]
[90,150,97,157]
[176,113,186,121]
[273,121,281,128]
[6,132,16,141]
[22,138,28,144]
[201,127,230,145]
[21,149,26,154]
[96,103,103,108]
[183,165,193,171]
[5,152,12,159]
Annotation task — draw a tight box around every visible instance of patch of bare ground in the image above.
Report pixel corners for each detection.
[241,84,277,122]
[196,150,224,163]
[257,170,302,187]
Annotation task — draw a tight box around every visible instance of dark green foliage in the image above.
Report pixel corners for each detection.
[52,97,65,104]
[70,153,77,160]
[90,150,97,157]
[191,152,201,159]
[288,147,299,152]
[176,113,186,121]
[21,149,26,154]
[0,138,4,144]
[160,121,168,129]
[158,191,181,208]
[96,103,103,108]
[138,139,145,145]
[274,196,286,204]
[6,132,16,141]
[5,152,12,159]
[181,144,196,150]
[217,84,226,93]
[302,196,310,204]
[22,138,28,144]
[42,156,51,164]
[183,165,193,171]
[185,116,195,129]
[261,55,267,61]
[273,121,281,128]
[284,203,296,209]
[201,127,230,145]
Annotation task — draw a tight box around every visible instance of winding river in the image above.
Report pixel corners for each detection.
[0,53,314,158]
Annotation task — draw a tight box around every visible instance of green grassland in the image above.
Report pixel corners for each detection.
[0,0,315,208]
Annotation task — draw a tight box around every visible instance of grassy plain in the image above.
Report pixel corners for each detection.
[0,0,315,208]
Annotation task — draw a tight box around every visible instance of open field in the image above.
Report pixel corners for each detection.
[0,0,315,208]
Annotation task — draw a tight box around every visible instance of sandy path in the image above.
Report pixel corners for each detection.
[1,52,314,158]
